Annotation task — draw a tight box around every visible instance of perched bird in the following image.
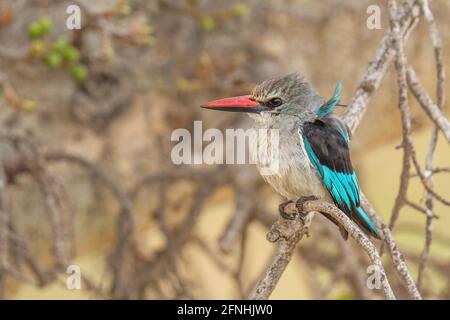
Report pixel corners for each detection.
[201,73,380,239]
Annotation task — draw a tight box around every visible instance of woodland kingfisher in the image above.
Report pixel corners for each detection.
[201,73,380,239]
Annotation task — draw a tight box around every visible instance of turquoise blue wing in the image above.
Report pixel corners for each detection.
[301,119,380,238]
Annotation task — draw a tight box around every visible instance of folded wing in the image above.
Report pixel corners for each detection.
[301,117,380,239]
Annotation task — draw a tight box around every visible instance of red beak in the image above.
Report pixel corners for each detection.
[201,95,263,113]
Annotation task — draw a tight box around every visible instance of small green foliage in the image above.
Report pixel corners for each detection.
[45,51,63,68]
[50,37,80,63]
[70,64,88,81]
[39,17,52,34]
[232,4,249,17]
[28,17,52,39]
[62,46,80,63]
[28,21,42,39]
[200,16,215,32]
[26,18,88,83]
[52,37,70,54]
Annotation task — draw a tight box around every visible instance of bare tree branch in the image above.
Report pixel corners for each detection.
[416,0,446,291]
[387,0,414,233]
[249,201,395,300]
[407,67,450,142]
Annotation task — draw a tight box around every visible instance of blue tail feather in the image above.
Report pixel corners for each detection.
[355,206,380,239]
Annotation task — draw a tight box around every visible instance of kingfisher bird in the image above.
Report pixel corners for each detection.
[201,73,380,239]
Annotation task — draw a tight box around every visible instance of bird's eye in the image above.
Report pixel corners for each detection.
[267,97,283,109]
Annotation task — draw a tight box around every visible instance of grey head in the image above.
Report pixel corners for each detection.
[201,73,329,127]
[251,73,324,123]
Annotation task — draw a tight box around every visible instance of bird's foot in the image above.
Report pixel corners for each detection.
[279,201,295,220]
[295,195,318,216]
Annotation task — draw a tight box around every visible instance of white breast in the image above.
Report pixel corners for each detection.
[249,115,330,202]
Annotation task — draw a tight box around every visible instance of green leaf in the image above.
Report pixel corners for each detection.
[52,37,70,54]
[45,51,63,68]
[28,21,43,39]
[39,17,52,35]
[70,64,88,81]
[62,46,80,63]
[27,17,52,39]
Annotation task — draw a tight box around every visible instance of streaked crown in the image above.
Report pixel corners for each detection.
[251,73,324,115]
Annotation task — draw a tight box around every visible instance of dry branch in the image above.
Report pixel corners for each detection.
[249,201,395,300]
[388,0,413,228]
[406,67,450,142]
[416,0,446,291]
[44,152,135,298]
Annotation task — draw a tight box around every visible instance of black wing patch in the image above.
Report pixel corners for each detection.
[302,118,380,238]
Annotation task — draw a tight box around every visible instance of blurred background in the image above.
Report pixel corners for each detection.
[0,0,449,299]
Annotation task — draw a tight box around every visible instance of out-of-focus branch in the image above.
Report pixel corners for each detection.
[219,191,254,254]
[44,151,135,298]
[248,204,312,300]
[218,171,259,254]
[0,131,73,267]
